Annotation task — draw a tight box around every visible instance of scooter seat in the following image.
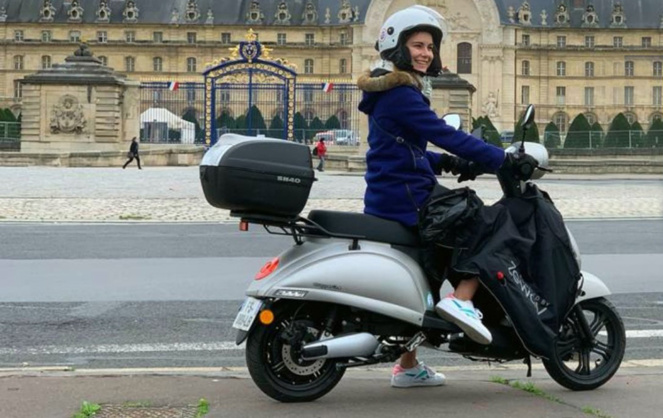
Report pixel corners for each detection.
[307,210,420,247]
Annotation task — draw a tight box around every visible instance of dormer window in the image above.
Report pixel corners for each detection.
[245,1,264,24]
[554,3,570,27]
[302,1,318,25]
[123,0,140,23]
[581,5,600,28]
[96,0,111,23]
[274,1,291,25]
[185,0,200,22]
[517,2,532,26]
[610,3,627,28]
[68,0,84,23]
[338,0,353,23]
[40,0,56,23]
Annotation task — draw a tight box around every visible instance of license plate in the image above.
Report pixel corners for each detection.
[232,297,263,331]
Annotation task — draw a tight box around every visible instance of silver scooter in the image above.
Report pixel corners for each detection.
[223,105,625,403]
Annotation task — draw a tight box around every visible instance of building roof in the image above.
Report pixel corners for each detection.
[0,0,372,26]
[494,1,663,29]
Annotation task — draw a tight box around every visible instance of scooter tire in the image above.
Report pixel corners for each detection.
[543,297,625,391]
[245,304,346,402]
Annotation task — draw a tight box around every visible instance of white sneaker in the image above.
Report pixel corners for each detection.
[390,362,446,388]
[436,295,492,345]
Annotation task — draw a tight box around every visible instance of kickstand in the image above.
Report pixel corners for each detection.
[524,356,532,377]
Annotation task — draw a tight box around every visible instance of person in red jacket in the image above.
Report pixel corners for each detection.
[315,138,327,172]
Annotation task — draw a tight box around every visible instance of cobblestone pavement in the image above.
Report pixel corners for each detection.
[0,167,661,222]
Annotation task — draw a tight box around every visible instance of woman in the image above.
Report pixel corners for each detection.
[358,6,510,388]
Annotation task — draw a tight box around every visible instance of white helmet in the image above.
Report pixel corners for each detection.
[376,6,448,76]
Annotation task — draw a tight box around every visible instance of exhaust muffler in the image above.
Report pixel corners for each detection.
[300,332,379,360]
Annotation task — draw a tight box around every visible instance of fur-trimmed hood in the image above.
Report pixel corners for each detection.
[357,69,423,93]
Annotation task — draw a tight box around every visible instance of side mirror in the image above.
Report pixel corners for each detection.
[521,105,535,129]
[442,113,462,130]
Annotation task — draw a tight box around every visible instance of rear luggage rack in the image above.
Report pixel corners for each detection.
[231,212,365,246]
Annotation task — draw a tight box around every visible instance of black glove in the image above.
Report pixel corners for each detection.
[437,154,483,182]
[499,152,539,181]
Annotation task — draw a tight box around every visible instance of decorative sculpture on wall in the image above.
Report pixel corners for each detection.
[581,5,599,28]
[325,7,331,24]
[123,0,139,23]
[302,1,318,24]
[68,0,84,22]
[0,7,7,23]
[245,0,264,24]
[96,0,111,23]
[482,92,499,119]
[554,2,570,27]
[50,95,86,135]
[274,1,291,25]
[517,2,532,26]
[610,3,627,28]
[507,6,516,24]
[206,8,214,25]
[185,0,200,23]
[40,0,57,23]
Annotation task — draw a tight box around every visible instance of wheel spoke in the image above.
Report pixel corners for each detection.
[575,349,592,375]
[588,309,607,337]
[591,340,613,361]
[557,338,577,360]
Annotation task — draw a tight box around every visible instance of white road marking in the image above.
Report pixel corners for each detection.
[0,330,661,356]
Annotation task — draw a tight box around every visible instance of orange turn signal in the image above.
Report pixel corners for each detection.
[259,309,275,325]
[255,257,279,280]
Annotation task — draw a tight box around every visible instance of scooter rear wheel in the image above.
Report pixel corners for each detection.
[543,297,625,391]
[245,303,345,402]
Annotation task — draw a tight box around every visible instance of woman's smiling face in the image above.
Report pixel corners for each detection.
[405,31,434,73]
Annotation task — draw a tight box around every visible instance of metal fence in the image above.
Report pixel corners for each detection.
[544,130,663,149]
[0,122,20,151]
[139,82,362,145]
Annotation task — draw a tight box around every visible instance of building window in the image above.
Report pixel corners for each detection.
[613,36,623,47]
[97,31,108,43]
[304,59,314,74]
[585,36,595,48]
[521,60,530,76]
[339,58,347,74]
[303,90,313,103]
[13,55,23,70]
[553,112,568,132]
[584,87,594,107]
[186,89,196,103]
[187,32,197,44]
[654,61,662,77]
[277,33,286,45]
[99,56,108,66]
[220,90,230,103]
[305,33,315,46]
[125,31,136,42]
[625,61,634,77]
[556,36,566,48]
[556,86,566,106]
[153,32,163,43]
[556,61,566,76]
[125,56,135,72]
[14,30,24,42]
[41,30,52,42]
[340,32,347,45]
[14,80,22,99]
[625,86,634,106]
[642,37,652,48]
[457,42,472,74]
[221,33,231,44]
[585,62,594,77]
[521,34,530,46]
[624,112,637,125]
[41,55,52,69]
[153,57,163,72]
[69,31,81,42]
[521,85,530,105]
[187,57,197,73]
[654,87,662,106]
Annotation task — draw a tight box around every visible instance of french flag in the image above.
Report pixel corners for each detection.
[322,82,333,93]
[168,81,179,91]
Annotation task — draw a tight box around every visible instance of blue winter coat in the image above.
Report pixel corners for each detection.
[358,70,505,226]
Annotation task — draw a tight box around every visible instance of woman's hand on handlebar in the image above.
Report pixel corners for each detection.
[500,152,539,181]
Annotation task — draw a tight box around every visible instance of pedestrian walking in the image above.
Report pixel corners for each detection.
[122,137,142,169]
[315,138,327,172]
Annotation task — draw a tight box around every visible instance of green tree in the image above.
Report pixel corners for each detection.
[309,117,325,135]
[181,109,203,142]
[268,114,285,139]
[590,122,604,148]
[234,114,247,135]
[564,113,592,149]
[325,115,341,130]
[478,116,502,147]
[513,112,540,144]
[246,105,267,135]
[216,111,235,133]
[603,113,632,148]
[543,122,561,149]
[293,112,308,143]
[644,116,663,148]
[630,121,645,148]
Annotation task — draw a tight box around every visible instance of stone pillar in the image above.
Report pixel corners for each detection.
[19,44,139,153]
[430,72,477,130]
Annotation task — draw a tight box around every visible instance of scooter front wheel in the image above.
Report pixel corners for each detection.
[543,297,625,391]
[245,303,345,402]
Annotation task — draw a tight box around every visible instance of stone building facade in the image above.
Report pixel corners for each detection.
[1,0,663,134]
